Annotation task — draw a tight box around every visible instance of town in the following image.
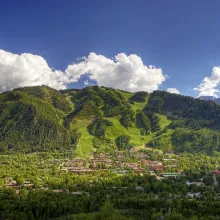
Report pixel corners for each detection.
[3,149,220,195]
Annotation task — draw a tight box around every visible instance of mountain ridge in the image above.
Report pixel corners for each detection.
[199,96,220,104]
[0,85,219,156]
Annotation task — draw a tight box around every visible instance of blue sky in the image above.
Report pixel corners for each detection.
[1,0,220,96]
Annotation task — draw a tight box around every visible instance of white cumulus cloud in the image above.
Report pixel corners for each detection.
[167,88,180,94]
[0,50,167,93]
[66,52,166,92]
[194,67,220,97]
[0,49,68,92]
[84,79,94,86]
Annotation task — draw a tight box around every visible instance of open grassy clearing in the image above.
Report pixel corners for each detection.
[116,90,133,100]
[70,120,94,157]
[72,109,173,155]
[66,89,173,156]
[65,95,75,112]
[156,114,171,129]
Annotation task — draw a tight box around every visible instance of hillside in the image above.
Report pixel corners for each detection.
[0,87,71,152]
[0,86,220,156]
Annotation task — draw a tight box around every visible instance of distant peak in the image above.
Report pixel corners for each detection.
[198,96,217,100]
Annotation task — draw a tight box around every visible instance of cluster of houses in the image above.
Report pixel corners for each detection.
[4,152,175,191]
[59,152,172,175]
[5,154,220,197]
[5,178,34,191]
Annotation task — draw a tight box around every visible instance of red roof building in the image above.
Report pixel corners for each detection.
[212,170,220,175]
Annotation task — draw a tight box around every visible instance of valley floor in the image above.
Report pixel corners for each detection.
[1,148,220,219]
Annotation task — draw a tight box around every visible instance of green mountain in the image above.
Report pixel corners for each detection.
[0,85,220,156]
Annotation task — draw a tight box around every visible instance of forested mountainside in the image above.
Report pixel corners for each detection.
[0,85,220,156]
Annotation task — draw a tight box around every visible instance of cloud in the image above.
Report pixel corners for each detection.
[0,50,166,93]
[0,49,67,92]
[84,80,90,86]
[84,79,94,86]
[167,88,180,94]
[66,52,166,92]
[194,67,220,97]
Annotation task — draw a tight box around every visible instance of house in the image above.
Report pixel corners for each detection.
[136,186,144,191]
[61,167,68,172]
[128,163,138,169]
[148,161,164,171]
[149,164,164,171]
[149,161,163,166]
[121,162,129,168]
[141,159,149,166]
[24,180,32,185]
[116,170,128,175]
[187,192,201,199]
[156,176,161,181]
[133,168,146,173]
[164,165,177,168]
[71,191,83,195]
[212,170,220,175]
[68,167,96,174]
[148,171,156,176]
[24,181,34,188]
[133,153,147,159]
[40,187,49,191]
[161,172,182,178]
[163,159,176,162]
[90,157,112,168]
[52,189,63,193]
[186,181,204,186]
[105,162,113,168]
[6,178,17,188]
[68,158,86,167]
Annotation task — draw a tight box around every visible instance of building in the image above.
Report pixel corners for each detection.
[160,172,182,178]
[141,159,150,166]
[186,181,204,186]
[212,170,220,175]
[149,163,164,171]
